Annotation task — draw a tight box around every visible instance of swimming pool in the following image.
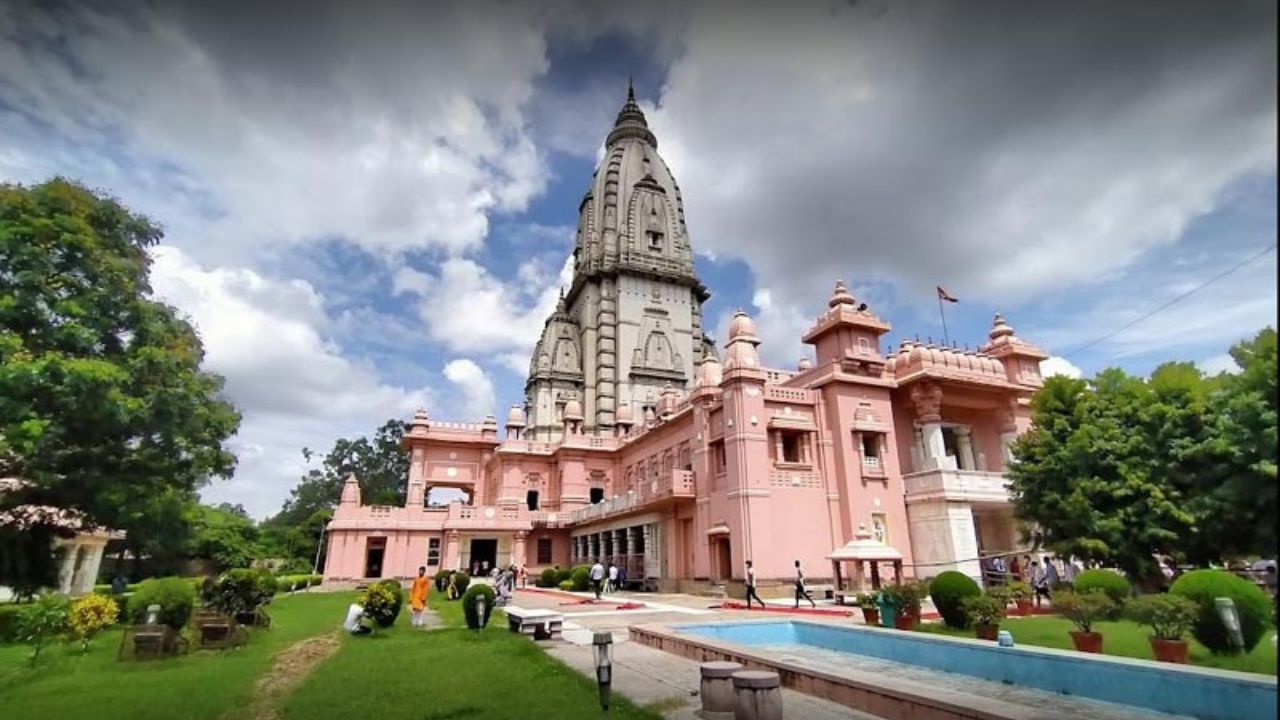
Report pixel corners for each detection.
[673,621,1276,720]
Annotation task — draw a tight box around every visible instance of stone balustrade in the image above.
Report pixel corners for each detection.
[569,469,695,524]
[902,468,1011,504]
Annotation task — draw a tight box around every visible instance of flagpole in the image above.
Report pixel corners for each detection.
[938,294,951,346]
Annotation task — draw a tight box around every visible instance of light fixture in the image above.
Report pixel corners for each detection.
[1215,598,1245,651]
[474,592,487,631]
[593,631,614,712]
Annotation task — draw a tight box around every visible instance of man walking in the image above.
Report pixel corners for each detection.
[607,562,619,593]
[590,560,605,600]
[794,560,816,608]
[745,560,766,609]
[409,566,430,628]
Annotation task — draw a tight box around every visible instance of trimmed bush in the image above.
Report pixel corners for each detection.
[963,592,1007,627]
[558,580,574,591]
[452,572,471,596]
[1051,589,1115,633]
[1074,569,1131,606]
[557,567,575,584]
[1124,593,1199,641]
[1170,569,1273,654]
[67,594,119,653]
[373,579,404,625]
[537,568,560,588]
[275,574,323,591]
[434,569,453,592]
[930,572,982,629]
[461,584,497,629]
[128,576,197,630]
[570,567,591,592]
[358,582,402,629]
[207,569,277,617]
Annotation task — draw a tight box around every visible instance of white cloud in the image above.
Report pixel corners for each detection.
[443,359,497,419]
[1040,356,1084,380]
[1197,353,1240,376]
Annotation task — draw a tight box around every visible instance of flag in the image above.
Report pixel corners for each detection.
[937,286,959,303]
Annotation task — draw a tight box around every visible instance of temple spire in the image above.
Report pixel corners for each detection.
[607,80,657,148]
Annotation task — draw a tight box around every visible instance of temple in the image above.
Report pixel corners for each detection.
[322,87,1048,594]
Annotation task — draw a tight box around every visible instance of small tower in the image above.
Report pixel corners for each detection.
[802,280,890,375]
[562,398,584,438]
[979,313,1048,388]
[504,404,526,439]
[339,473,362,507]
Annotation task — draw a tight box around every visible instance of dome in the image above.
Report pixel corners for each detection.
[411,408,430,427]
[989,312,1015,340]
[727,310,759,344]
[505,404,525,427]
[827,280,857,308]
[697,355,723,387]
[616,402,634,425]
[562,399,584,422]
[798,356,812,371]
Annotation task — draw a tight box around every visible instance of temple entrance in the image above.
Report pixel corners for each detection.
[364,537,386,578]
[469,538,497,574]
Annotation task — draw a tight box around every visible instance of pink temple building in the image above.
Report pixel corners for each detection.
[322,87,1048,595]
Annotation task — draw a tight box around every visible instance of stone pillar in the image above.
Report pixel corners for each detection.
[445,530,462,571]
[911,382,948,470]
[732,671,782,720]
[999,431,1018,466]
[910,426,924,472]
[700,662,742,719]
[921,422,948,470]
[643,524,658,579]
[513,531,527,569]
[57,542,77,594]
[954,426,976,471]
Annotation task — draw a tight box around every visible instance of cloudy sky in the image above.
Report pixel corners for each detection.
[2,0,1275,517]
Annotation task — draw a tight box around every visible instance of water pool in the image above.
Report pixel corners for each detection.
[675,621,1276,720]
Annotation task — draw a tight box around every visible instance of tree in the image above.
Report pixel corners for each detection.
[0,179,241,587]
[1009,330,1277,585]
[186,503,261,571]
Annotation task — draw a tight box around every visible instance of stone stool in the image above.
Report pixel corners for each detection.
[732,670,782,720]
[699,661,742,719]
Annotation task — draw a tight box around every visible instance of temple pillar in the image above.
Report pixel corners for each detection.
[954,426,976,471]
[513,531,527,569]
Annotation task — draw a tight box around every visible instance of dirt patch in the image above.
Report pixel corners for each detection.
[241,634,341,720]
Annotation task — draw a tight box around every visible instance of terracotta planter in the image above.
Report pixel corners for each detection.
[862,608,880,626]
[1070,631,1103,653]
[1014,599,1033,616]
[975,623,999,641]
[1150,638,1189,664]
[894,614,917,631]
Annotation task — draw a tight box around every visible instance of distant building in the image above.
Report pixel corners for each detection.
[0,477,123,599]
[322,87,1047,592]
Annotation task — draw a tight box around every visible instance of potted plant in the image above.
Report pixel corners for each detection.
[877,586,902,628]
[1007,581,1033,615]
[1051,589,1115,653]
[903,581,928,626]
[855,593,880,626]
[887,583,923,630]
[1125,593,1199,664]
[963,592,1007,641]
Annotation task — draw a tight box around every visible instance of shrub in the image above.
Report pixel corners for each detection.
[1170,569,1273,654]
[570,567,591,592]
[1124,593,1200,641]
[0,604,22,642]
[17,594,68,666]
[128,576,197,630]
[451,572,471,596]
[1074,569,1131,606]
[537,568,560,588]
[853,592,878,609]
[1051,589,1115,633]
[207,569,277,617]
[435,569,453,592]
[897,581,928,612]
[558,567,576,584]
[359,583,401,629]
[374,579,404,620]
[930,572,982,629]
[461,584,497,629]
[67,594,119,653]
[558,579,574,591]
[1005,581,1033,601]
[963,592,1007,627]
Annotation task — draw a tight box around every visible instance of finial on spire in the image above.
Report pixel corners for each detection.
[627,75,635,102]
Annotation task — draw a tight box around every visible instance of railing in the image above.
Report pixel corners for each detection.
[902,468,1011,504]
[444,503,532,529]
[764,385,812,403]
[862,456,880,469]
[569,469,695,524]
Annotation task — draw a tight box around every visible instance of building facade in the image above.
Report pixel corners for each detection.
[322,89,1048,592]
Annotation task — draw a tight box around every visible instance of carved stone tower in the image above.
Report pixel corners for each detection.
[525,84,714,439]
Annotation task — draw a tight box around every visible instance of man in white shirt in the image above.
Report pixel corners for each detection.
[590,561,605,599]
[607,563,619,593]
[343,603,370,635]
[794,559,816,608]
[745,560,766,609]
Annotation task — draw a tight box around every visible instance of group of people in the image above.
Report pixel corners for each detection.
[982,553,1082,607]
[741,559,816,610]
[587,560,629,598]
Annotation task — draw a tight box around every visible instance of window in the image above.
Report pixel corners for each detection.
[526,490,540,511]
[780,431,803,463]
[709,440,727,475]
[590,487,605,504]
[871,513,889,544]
[861,433,881,469]
[536,538,553,564]
[857,337,873,355]
[427,538,441,567]
[647,229,664,250]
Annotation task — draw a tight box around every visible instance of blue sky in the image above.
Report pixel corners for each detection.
[0,0,1274,516]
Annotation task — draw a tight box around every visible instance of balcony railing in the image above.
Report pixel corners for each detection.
[569,470,695,525]
[903,468,1011,504]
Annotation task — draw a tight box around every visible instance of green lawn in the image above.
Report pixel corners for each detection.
[0,591,351,720]
[280,593,662,720]
[0,591,662,720]
[919,615,1278,675]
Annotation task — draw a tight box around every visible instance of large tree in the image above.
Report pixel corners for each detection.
[1009,329,1277,584]
[186,502,261,571]
[0,179,241,583]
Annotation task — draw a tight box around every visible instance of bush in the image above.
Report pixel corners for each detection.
[558,567,576,584]
[537,568,560,588]
[461,584,497,629]
[452,572,471,596]
[0,604,22,642]
[434,569,453,592]
[570,567,591,592]
[275,574,323,591]
[1170,569,1273,654]
[1006,581,1033,601]
[1124,593,1200,641]
[930,572,982,629]
[963,592,1007,627]
[207,569,277,617]
[359,582,402,629]
[558,580,574,591]
[373,579,404,625]
[67,594,119,653]
[1051,589,1115,633]
[128,576,197,630]
[1074,569,1131,606]
[17,594,68,666]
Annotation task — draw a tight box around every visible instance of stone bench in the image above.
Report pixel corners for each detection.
[504,606,562,641]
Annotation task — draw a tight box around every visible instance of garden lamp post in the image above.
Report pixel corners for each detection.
[474,592,487,632]
[593,631,613,713]
[145,604,161,625]
[1214,597,1245,652]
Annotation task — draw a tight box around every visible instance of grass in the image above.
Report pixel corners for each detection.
[0,591,351,720]
[280,592,662,720]
[919,615,1278,675]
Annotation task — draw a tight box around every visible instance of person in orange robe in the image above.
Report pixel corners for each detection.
[409,566,430,628]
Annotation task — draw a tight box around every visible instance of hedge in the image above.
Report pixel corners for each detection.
[0,604,21,642]
[127,577,197,630]
[1074,569,1131,606]
[275,574,323,591]
[461,584,497,629]
[537,568,560,588]
[929,571,982,629]
[570,567,591,592]
[1170,570,1273,654]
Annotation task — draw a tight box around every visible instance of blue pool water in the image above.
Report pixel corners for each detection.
[677,621,1276,720]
